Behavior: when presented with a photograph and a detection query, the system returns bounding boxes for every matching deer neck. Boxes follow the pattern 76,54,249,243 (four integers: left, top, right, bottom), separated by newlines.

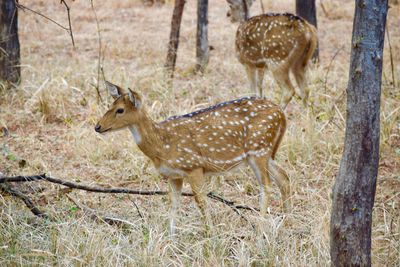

128,109,162,160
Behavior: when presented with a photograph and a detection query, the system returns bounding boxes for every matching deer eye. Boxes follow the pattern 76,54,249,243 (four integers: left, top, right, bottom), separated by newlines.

116,108,124,114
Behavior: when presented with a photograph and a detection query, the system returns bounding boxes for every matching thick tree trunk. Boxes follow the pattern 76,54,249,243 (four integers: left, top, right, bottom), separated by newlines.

295,0,318,61
0,0,20,86
330,0,388,266
195,0,209,73
164,0,186,78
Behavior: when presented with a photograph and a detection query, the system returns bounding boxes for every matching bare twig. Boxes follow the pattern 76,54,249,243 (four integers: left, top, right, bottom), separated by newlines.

259,0,265,14
207,192,258,212
317,90,346,133
60,0,75,47
131,199,144,219
15,1,75,47
385,24,396,89
207,192,256,229
90,0,103,102
66,194,136,227
0,183,50,219
15,2,69,31
324,45,344,93
100,66,107,82
0,174,258,212
319,0,329,17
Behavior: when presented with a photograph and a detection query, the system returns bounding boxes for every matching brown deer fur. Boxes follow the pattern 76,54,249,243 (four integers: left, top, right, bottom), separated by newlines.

95,81,290,235
236,13,317,108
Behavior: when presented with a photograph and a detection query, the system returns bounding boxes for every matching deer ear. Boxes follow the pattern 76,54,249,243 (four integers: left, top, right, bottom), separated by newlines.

105,81,125,99
128,88,142,109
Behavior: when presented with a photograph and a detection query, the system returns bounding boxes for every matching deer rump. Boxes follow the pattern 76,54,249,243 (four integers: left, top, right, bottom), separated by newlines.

236,13,316,69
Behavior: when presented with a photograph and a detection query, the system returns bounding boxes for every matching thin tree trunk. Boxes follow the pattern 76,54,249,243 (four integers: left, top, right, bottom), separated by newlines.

195,0,209,73
330,0,388,266
242,0,249,20
164,0,186,78
295,0,318,61
0,0,20,86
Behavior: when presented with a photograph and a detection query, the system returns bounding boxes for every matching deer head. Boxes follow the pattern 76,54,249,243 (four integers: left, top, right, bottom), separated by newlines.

95,81,142,134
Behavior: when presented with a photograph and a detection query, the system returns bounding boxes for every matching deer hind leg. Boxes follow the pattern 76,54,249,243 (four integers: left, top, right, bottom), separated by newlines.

292,60,310,107
245,65,258,95
187,168,212,235
248,157,272,217
168,178,183,237
268,159,291,212
256,67,266,98
272,67,296,109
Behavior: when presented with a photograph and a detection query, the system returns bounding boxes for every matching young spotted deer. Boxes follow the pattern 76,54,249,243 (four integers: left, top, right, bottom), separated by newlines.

236,13,317,108
95,81,290,235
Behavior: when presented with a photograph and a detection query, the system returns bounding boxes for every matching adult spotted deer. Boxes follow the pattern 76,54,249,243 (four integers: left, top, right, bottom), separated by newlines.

95,81,290,235
235,13,317,108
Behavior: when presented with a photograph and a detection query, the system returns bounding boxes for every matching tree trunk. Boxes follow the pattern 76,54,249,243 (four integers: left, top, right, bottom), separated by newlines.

164,0,186,78
295,0,318,61
195,0,209,73
0,0,20,86
330,0,388,266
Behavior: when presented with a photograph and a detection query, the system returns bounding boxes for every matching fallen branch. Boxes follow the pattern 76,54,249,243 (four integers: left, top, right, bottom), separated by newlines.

0,174,258,212
207,192,258,212
208,192,257,229
0,183,50,219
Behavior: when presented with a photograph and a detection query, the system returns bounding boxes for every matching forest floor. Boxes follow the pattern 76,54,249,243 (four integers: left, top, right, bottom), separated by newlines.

0,0,399,266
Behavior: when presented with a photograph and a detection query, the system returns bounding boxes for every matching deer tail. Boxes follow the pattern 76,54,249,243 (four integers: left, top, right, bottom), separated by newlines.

302,23,318,67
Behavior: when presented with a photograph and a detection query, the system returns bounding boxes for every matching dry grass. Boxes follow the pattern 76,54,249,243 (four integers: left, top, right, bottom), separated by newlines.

0,0,399,266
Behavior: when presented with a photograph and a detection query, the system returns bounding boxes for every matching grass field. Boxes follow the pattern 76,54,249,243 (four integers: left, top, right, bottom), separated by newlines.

0,0,399,266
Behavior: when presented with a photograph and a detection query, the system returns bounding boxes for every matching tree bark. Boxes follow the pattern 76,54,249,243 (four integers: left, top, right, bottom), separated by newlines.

0,0,20,86
164,0,186,78
195,0,209,73
295,0,318,61
330,1,388,266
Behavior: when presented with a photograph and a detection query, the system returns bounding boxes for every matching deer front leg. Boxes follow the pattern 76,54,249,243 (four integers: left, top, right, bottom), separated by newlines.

187,168,212,236
168,178,183,237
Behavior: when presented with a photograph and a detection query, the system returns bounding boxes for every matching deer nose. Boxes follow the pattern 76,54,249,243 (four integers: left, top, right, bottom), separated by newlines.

94,124,101,133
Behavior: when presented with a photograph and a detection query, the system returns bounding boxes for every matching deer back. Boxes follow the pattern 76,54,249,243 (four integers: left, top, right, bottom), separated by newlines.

157,97,286,174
